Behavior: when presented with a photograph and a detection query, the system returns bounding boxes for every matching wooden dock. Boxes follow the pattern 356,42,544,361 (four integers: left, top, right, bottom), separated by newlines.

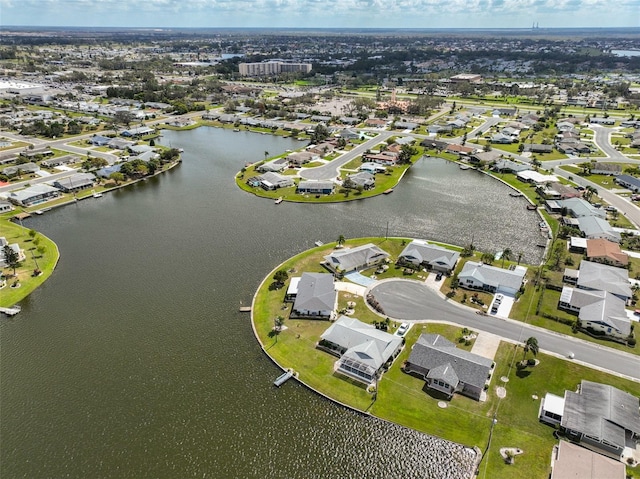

239,306,252,312
273,370,294,387
0,305,21,316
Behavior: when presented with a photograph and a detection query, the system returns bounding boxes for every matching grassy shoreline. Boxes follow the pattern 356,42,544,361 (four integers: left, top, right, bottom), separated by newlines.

250,239,640,479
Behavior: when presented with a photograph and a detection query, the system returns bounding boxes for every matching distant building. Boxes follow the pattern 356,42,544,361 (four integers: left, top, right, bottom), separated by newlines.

450,74,482,83
239,61,312,77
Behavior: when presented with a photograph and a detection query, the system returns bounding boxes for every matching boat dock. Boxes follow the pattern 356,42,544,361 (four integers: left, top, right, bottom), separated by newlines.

274,370,294,387
239,306,251,312
0,305,21,316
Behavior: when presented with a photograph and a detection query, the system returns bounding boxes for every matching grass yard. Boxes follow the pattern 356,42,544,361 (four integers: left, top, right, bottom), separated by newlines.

251,239,640,479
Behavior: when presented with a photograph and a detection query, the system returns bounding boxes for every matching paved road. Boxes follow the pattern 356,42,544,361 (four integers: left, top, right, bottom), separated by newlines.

369,280,640,382
591,124,629,162
300,130,394,180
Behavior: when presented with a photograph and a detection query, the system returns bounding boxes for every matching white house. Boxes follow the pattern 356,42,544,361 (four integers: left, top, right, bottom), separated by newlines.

458,261,527,296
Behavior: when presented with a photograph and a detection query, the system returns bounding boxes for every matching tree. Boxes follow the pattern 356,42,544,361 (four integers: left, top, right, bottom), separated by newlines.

264,151,269,162
3,244,20,276
501,248,512,268
337,235,345,246
28,229,37,240
109,171,125,185
274,315,284,332
113,110,134,128
522,337,539,362
481,251,495,265
273,269,289,285
397,144,417,165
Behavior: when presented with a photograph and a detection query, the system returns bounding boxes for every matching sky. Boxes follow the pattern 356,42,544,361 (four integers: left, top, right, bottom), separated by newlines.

1,0,639,29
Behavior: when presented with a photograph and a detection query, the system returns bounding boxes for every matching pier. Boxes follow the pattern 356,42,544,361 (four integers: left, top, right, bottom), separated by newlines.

0,305,21,316
273,370,294,387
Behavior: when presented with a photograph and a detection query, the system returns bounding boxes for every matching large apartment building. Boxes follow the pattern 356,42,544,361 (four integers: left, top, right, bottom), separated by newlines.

238,61,312,77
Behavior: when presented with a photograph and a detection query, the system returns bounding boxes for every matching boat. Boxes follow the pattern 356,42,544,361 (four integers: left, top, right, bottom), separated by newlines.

92,190,103,198
34,210,43,215
314,241,324,247
509,192,523,197
526,204,537,210
275,197,283,205
537,243,547,248
383,188,394,195
459,164,470,170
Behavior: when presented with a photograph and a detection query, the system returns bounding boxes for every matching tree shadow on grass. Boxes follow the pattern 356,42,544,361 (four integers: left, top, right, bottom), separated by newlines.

515,368,531,379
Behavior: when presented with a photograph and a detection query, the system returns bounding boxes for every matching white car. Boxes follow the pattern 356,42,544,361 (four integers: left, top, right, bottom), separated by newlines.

397,323,409,336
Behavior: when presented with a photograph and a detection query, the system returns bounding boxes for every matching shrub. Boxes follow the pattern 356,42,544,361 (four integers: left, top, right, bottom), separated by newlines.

628,337,637,347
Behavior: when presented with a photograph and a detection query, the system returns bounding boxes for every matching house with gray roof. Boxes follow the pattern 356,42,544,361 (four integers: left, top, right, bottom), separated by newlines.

615,174,640,192
319,315,402,384
492,159,529,173
553,198,605,218
256,172,294,190
458,261,527,296
53,173,96,193
346,171,375,190
8,184,60,207
323,243,390,275
404,334,494,401
575,261,631,301
297,180,334,195
258,157,289,173
576,216,620,243
398,240,460,273
561,380,640,460
290,273,336,320
558,287,630,339
1,162,39,177
41,155,80,168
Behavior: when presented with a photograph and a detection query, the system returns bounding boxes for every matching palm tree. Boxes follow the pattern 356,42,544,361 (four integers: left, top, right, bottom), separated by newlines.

337,235,345,246
522,337,539,362
264,151,269,162
501,248,512,268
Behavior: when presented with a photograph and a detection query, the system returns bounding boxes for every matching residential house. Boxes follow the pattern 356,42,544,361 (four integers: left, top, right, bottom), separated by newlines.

554,198,606,218
108,138,136,150
8,184,60,207
88,135,111,146
297,180,334,195
323,243,390,274
558,287,630,339
252,172,294,190
573,260,631,301
537,183,581,200
549,441,625,479
395,121,418,130
445,144,476,156
346,172,375,190
258,157,289,173
54,172,96,193
576,216,621,243
128,144,153,156
1,162,39,178
395,136,415,145
359,162,387,174
404,334,494,401
524,144,553,153
120,126,155,138
492,159,529,173
539,393,566,426
492,108,516,117
339,117,360,126
41,155,79,168
319,315,403,384
0,236,26,267
290,272,337,320
365,118,387,128
287,151,316,166
0,201,13,213
491,133,514,144
557,141,592,155
568,236,588,253
590,117,616,125
615,174,640,192
339,128,360,139
398,240,460,273
362,152,399,166
517,171,558,184
561,381,640,459
471,150,501,165
96,164,122,179
420,138,449,150
586,239,629,267
458,261,527,296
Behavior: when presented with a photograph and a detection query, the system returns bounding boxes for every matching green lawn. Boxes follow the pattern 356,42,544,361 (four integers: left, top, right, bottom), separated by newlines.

0,217,59,307
251,239,640,479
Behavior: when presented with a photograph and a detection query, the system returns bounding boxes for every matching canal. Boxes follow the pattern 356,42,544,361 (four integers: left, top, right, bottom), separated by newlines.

0,127,544,478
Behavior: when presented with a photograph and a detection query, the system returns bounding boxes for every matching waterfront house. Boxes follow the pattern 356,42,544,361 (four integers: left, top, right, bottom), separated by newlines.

359,162,387,174
0,201,13,213
258,157,289,173
297,180,334,195
549,440,625,479
255,172,294,190
362,152,398,166
0,237,26,267
470,150,501,166
346,172,375,190
537,183,581,201
552,198,606,218
492,159,529,173
108,138,136,150
323,243,390,275
398,240,460,273
575,261,632,301
96,164,122,179
319,315,402,384
120,126,155,138
516,170,558,184
290,272,337,320
1,162,40,178
287,151,316,166
458,261,527,296
8,184,60,207
586,239,628,267
576,216,621,243
404,334,494,401
54,173,96,194
560,381,640,460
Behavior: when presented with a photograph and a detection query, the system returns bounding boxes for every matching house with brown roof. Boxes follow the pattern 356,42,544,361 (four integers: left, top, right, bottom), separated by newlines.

445,144,477,156
365,118,388,128
586,239,629,267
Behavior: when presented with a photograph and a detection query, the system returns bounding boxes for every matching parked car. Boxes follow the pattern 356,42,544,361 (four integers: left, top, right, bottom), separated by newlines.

435,272,443,281
397,323,409,336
